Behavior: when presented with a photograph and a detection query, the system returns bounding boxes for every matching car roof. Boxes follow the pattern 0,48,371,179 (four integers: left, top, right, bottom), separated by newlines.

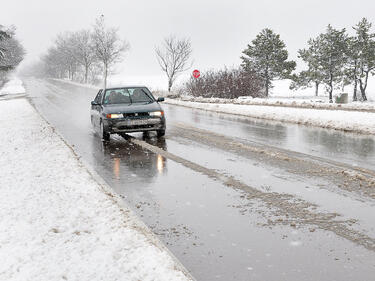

103,86,149,91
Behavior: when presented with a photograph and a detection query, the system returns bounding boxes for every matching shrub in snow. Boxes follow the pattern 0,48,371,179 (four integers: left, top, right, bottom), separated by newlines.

184,68,264,99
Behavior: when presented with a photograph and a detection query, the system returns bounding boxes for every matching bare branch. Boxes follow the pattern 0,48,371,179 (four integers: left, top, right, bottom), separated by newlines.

155,35,192,91
92,16,130,87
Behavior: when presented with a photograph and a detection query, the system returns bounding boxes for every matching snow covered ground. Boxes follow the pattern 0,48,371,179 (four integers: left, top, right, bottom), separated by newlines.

173,95,375,112
0,98,192,281
165,98,375,135
52,78,99,90
0,77,26,96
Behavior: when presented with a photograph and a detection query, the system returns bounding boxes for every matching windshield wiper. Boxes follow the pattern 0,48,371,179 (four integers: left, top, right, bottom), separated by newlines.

141,89,154,102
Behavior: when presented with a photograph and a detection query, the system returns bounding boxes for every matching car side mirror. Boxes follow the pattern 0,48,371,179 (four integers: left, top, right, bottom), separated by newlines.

157,97,165,102
91,101,98,105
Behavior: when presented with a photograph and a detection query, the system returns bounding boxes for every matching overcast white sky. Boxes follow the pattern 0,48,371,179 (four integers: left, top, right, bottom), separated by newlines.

2,0,375,89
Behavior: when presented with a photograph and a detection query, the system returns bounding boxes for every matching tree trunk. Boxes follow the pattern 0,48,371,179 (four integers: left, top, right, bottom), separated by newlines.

359,75,368,101
353,78,358,101
168,78,172,92
84,64,89,84
103,63,108,89
360,86,367,101
352,61,358,101
264,70,269,97
315,82,319,97
329,73,333,103
362,71,369,101
329,87,333,103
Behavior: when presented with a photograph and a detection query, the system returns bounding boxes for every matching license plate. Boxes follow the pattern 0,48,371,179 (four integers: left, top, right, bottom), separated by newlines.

126,119,152,126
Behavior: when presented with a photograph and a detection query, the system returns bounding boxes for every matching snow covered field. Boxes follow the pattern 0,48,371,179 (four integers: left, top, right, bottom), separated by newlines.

0,98,192,281
165,98,375,135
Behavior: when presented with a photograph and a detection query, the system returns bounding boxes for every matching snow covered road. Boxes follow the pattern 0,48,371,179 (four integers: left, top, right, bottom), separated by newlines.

0,98,193,281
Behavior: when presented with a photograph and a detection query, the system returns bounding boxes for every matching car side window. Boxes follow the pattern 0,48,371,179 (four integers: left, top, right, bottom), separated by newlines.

94,90,103,104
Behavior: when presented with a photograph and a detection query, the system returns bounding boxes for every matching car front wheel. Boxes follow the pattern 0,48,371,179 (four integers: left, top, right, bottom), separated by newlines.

157,129,165,137
100,120,110,141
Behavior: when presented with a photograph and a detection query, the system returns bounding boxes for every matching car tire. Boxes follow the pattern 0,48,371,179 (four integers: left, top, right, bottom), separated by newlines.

157,129,165,137
100,120,110,141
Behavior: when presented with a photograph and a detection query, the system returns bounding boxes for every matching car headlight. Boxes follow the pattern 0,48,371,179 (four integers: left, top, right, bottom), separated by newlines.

106,113,123,119
149,111,164,117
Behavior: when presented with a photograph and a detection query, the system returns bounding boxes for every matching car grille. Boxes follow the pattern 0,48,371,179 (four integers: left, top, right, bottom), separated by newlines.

123,112,149,118
117,124,156,130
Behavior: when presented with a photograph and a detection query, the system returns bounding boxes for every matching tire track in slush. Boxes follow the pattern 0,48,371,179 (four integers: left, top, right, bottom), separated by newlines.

122,134,375,252
171,122,375,199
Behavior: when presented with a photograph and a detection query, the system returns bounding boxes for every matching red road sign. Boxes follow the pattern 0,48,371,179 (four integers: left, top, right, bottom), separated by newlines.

192,69,200,78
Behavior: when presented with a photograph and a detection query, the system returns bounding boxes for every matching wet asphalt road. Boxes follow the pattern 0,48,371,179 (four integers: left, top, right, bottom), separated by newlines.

25,78,375,281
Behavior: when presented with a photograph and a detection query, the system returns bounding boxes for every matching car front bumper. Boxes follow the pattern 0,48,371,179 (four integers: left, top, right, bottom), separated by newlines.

103,117,166,133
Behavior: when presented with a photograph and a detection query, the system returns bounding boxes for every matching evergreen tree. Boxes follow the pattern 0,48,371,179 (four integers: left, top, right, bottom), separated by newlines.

344,36,360,101
313,25,348,102
291,38,324,96
241,28,296,97
352,18,375,101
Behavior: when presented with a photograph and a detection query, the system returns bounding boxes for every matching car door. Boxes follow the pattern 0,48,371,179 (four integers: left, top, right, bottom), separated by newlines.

91,89,103,129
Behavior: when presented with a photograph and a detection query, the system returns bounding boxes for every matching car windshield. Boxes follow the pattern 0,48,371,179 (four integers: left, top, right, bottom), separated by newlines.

103,87,154,104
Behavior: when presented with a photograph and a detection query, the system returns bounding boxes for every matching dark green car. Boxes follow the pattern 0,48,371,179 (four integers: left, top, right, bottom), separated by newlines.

90,86,166,141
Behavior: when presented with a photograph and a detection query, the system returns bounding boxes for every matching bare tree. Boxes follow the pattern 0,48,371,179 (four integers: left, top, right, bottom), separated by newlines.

55,32,80,80
42,31,98,83
92,15,129,88
70,30,98,83
41,46,70,78
155,35,193,92
35,17,128,85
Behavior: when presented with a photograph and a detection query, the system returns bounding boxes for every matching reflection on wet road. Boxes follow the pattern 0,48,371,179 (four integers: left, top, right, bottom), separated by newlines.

165,102,375,170
26,78,375,281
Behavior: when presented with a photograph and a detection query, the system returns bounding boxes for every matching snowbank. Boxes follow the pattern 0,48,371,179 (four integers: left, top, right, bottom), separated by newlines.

166,99,375,135
0,98,192,281
0,77,26,95
176,96,375,112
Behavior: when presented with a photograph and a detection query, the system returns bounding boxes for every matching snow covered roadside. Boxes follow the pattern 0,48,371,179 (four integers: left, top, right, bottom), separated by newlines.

0,77,26,96
166,99,375,135
175,96,375,113
0,98,192,281
50,78,99,90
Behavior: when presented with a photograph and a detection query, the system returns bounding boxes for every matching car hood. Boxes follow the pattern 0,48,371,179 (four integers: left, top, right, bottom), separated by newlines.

103,102,162,114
